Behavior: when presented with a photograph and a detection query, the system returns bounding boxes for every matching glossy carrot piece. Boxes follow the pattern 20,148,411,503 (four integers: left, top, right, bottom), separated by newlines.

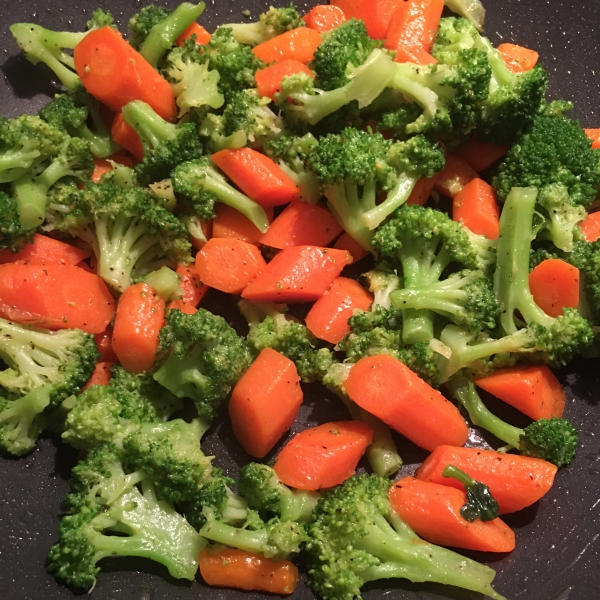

529,258,580,318
74,26,176,120
390,477,516,552
273,421,374,490
259,202,344,249
331,0,404,39
196,237,266,295
434,154,478,198
0,233,89,266
0,262,115,334
211,148,299,208
82,361,114,391
176,22,211,46
112,282,165,373
407,175,438,206
302,5,347,32
111,113,145,160
94,326,118,363
174,264,208,307
455,138,509,172
580,212,600,242
305,277,373,344
584,129,600,150
229,348,303,458
475,365,566,421
452,178,500,240
212,204,274,245
241,246,352,303
393,45,437,64
344,354,468,451
252,27,322,64
90,157,114,183
199,547,299,594
497,43,539,73
255,60,315,100
415,445,558,514
333,232,369,263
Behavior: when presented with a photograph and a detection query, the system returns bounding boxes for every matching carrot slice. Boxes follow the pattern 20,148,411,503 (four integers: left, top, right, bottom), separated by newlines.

497,43,539,73
111,113,145,160
0,262,115,334
333,232,369,263
255,60,315,100
331,0,404,39
95,326,118,363
176,22,211,46
82,361,114,391
475,365,566,421
580,212,600,242
529,258,580,318
584,129,600,150
196,237,266,295
393,45,437,65
175,264,208,307
199,547,298,594
252,27,322,64
389,477,515,552
452,178,500,240
415,445,558,514
434,154,478,198
229,348,303,458
273,421,374,490
455,138,509,172
74,26,176,120
0,233,90,266
212,204,274,245
344,354,468,451
305,277,373,344
90,157,114,183
259,202,343,249
303,5,347,32
407,175,438,206
167,299,197,315
241,246,352,303
112,282,165,373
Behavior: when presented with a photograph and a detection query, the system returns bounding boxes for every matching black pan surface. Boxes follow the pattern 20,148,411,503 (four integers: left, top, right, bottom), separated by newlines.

1,1,599,599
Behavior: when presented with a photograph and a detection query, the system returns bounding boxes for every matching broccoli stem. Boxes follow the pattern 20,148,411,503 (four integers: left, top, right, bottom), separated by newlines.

122,100,178,149
11,174,48,229
78,96,120,158
361,173,418,230
143,266,181,301
140,2,206,68
280,492,320,523
0,385,51,447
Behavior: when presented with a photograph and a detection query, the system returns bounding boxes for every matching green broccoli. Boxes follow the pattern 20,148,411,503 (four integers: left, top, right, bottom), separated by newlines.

86,9,115,30
128,4,170,49
447,375,578,468
0,192,30,251
442,464,499,522
307,474,505,600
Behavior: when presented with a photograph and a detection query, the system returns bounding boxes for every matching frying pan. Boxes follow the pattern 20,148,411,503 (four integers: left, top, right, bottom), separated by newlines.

1,1,599,599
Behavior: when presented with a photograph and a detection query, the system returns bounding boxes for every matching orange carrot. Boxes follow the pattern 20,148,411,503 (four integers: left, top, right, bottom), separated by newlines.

255,60,315,100
344,354,468,451
211,148,299,208
90,157,114,183
452,178,500,240
584,128,600,150
259,202,344,249
407,175,438,206
199,547,298,594
0,233,90,266
497,43,539,73
252,27,322,64
212,204,274,245
393,45,437,65
112,282,165,373
167,299,197,315
331,0,404,39
95,326,119,363
302,5,347,32
74,26,176,120
454,138,509,172
333,232,369,263
229,348,303,458
305,277,373,344
434,154,478,198
384,0,444,57
241,246,352,303
0,262,115,334
174,264,208,307
176,22,211,46
273,421,374,490
580,212,600,242
111,113,145,160
475,365,566,421
82,361,114,391
195,237,266,295
529,258,580,318
389,477,516,552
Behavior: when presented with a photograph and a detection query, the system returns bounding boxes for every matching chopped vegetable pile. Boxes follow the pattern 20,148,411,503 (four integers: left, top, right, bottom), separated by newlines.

1,0,599,598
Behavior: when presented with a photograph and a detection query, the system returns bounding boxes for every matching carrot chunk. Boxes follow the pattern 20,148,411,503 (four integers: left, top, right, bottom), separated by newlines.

213,204,274,245
434,154,478,198
584,128,600,150
580,212,600,242
331,0,404,39
333,232,369,263
498,43,539,73
252,27,322,64
529,258,580,318
452,178,500,240
302,5,347,33
455,138,509,172
0,233,89,266
111,113,145,160
82,361,114,391
95,326,118,363
256,60,315,100
176,22,211,46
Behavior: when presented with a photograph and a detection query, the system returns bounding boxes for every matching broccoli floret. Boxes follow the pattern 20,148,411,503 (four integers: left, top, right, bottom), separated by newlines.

306,474,505,600
153,308,253,421
172,157,269,231
225,4,305,46
312,19,382,91
443,0,486,31
47,444,204,590
0,192,29,251
494,111,600,251
448,375,578,467
309,128,445,249
263,133,321,204
239,463,320,522
128,4,170,49
86,9,115,30
377,102,424,140
442,464,499,522
121,100,202,185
